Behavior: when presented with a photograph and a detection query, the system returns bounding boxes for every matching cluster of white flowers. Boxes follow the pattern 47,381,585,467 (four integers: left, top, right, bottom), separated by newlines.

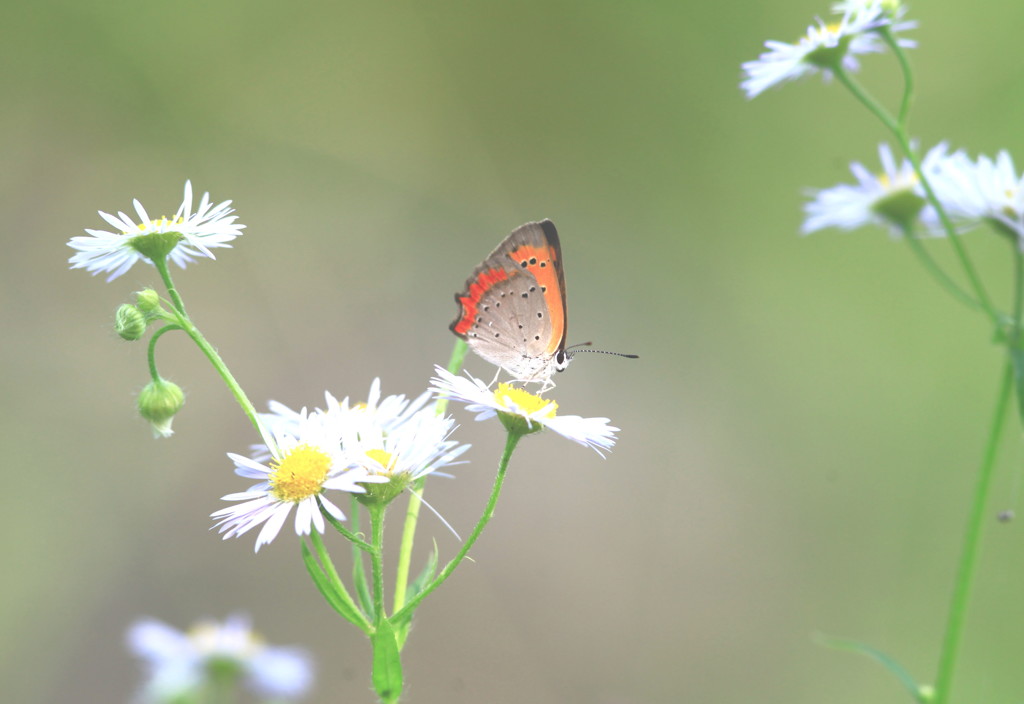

802,143,1024,242
212,374,621,550
741,1,1024,243
212,379,469,551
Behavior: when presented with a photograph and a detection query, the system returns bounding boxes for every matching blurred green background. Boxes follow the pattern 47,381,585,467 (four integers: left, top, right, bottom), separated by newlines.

4,1,1024,702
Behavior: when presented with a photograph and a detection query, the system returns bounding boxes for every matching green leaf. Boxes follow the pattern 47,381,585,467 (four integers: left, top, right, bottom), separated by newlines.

407,540,439,603
394,541,438,633
814,633,925,701
371,619,403,704
300,541,370,634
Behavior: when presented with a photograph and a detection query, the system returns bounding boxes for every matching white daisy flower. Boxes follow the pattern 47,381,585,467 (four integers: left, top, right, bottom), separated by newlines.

68,180,244,281
928,149,1024,243
212,407,387,552
740,3,915,99
802,142,951,236
250,378,433,462
430,366,619,457
341,400,471,506
832,0,915,31
127,615,313,702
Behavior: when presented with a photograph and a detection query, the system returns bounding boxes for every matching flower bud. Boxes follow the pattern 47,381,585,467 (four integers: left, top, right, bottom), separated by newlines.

135,288,162,314
138,378,185,438
115,304,147,341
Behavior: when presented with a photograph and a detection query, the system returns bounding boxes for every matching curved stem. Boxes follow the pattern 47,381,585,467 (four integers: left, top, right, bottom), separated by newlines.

392,339,468,615
832,66,1000,327
932,361,1013,704
391,430,520,625
881,29,914,130
150,257,276,454
146,324,183,382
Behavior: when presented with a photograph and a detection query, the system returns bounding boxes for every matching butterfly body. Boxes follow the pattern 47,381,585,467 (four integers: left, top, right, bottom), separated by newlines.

450,220,570,385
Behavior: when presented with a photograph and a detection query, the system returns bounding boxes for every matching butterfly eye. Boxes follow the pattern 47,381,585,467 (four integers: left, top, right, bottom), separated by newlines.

554,350,571,372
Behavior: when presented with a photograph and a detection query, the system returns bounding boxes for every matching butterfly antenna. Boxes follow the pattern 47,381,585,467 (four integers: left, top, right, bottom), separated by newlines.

565,341,639,360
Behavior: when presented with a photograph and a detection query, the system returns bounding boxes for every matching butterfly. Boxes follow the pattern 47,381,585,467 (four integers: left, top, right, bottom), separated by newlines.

450,219,635,388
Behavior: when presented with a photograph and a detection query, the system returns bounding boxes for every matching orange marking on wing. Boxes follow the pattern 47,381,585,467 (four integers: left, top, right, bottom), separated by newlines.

507,243,565,354
452,267,511,335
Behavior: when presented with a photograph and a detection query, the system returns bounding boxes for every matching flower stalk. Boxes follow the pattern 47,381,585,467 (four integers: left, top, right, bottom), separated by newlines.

393,339,468,618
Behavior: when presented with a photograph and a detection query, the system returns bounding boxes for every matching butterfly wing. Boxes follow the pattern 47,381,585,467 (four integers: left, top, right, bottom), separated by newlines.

450,220,567,381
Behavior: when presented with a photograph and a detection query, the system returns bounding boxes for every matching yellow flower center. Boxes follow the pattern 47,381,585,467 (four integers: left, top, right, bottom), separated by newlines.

877,171,917,192
365,448,396,475
189,622,262,656
268,444,332,502
495,383,558,417
131,214,185,234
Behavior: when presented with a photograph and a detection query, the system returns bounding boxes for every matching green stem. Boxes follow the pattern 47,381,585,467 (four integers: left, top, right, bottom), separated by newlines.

899,228,984,313
351,495,374,617
152,255,190,318
1013,245,1024,346
391,430,520,625
881,29,914,130
318,499,374,552
832,66,1000,327
146,324,183,382
151,257,276,454
392,339,468,615
370,503,387,625
932,361,1013,704
203,665,238,704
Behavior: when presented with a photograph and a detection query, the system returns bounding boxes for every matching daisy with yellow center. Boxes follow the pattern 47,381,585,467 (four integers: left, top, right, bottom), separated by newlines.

68,180,244,281
212,408,387,552
249,379,432,463
430,366,619,456
802,142,953,236
339,401,471,506
740,2,916,99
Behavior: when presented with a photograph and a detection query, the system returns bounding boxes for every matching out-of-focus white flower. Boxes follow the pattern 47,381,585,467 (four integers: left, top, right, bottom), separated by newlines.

127,615,313,702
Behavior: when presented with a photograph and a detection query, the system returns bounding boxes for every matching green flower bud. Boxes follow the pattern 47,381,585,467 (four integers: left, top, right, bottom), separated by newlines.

135,288,162,314
115,304,147,341
138,378,185,438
